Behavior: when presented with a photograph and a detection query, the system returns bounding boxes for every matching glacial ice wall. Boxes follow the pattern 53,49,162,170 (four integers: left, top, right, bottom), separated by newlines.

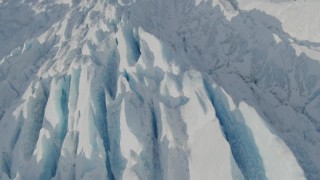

0,0,319,179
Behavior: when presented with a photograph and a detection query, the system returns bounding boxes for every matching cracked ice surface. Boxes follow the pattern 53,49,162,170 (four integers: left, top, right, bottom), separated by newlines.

1,0,320,179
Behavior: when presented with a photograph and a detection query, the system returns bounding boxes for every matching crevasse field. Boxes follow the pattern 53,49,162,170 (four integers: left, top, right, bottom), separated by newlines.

0,0,320,179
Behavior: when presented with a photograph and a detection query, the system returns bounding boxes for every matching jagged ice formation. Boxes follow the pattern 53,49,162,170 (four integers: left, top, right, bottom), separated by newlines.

1,0,320,179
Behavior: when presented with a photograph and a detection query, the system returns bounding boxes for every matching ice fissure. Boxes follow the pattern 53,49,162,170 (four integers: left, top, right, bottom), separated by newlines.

203,78,266,179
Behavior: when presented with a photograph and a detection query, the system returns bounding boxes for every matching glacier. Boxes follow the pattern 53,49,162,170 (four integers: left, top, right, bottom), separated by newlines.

0,0,320,179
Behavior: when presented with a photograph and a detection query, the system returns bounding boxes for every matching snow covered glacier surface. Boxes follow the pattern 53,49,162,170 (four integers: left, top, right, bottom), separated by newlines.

0,0,320,179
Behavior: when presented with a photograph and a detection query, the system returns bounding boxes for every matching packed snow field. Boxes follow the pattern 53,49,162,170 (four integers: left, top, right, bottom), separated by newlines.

0,0,320,179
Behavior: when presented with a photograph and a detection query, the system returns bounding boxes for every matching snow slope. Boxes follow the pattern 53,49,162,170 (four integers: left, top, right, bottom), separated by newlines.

0,0,319,179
